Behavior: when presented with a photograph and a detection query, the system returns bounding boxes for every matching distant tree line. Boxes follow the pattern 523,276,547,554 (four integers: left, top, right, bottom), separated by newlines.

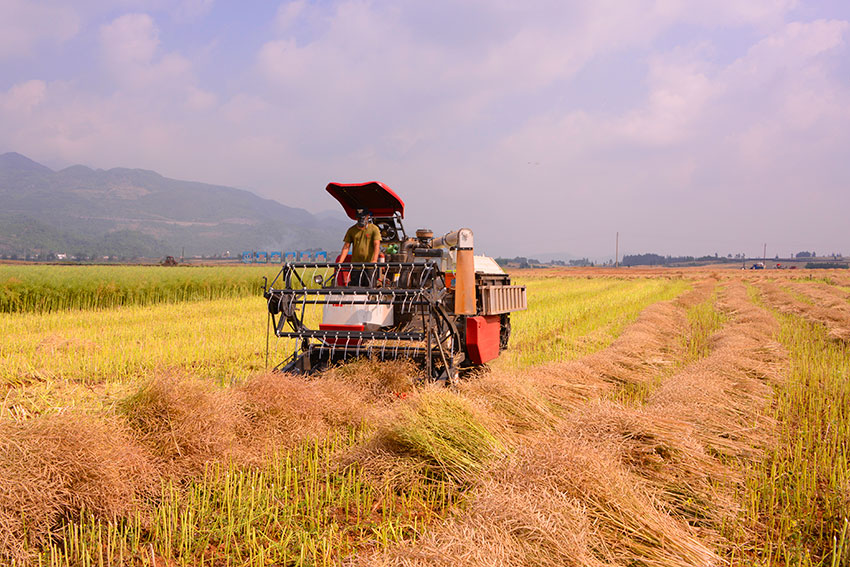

622,251,845,267
621,253,723,267
495,256,596,268
490,252,847,269
495,256,540,269
805,262,848,269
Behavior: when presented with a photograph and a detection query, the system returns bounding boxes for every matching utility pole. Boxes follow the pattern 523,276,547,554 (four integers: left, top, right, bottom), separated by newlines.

615,232,619,268
763,243,766,266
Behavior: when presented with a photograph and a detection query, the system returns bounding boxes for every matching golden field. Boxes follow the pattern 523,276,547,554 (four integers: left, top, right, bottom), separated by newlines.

1,265,848,566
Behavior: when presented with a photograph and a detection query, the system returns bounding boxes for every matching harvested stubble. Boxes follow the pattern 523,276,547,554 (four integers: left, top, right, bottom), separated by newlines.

647,283,782,459
35,434,458,567
4,275,701,565
0,365,415,564
745,285,850,565
455,282,712,438
10,270,848,566
356,283,736,566
360,278,815,567
547,295,689,391
119,371,388,474
0,413,156,564
120,373,249,473
756,280,850,342
636,282,785,559
498,276,690,368
788,279,850,309
374,388,504,485
361,432,720,567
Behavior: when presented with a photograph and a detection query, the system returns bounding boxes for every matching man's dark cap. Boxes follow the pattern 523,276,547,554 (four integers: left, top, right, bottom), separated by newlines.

356,208,371,218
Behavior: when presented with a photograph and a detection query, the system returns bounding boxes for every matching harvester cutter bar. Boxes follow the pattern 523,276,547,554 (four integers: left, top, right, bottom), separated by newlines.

276,344,447,375
272,299,428,306
268,288,426,295
266,290,428,306
275,330,426,341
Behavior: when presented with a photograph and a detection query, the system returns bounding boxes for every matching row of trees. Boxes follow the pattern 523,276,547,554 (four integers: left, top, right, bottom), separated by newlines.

623,252,844,267
621,253,722,267
495,256,598,268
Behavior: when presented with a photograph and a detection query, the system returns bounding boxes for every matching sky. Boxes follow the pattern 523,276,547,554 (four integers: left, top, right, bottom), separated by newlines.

1,0,849,260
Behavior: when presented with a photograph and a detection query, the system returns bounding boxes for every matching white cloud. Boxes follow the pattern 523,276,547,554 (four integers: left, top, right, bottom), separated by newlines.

715,20,850,168
174,0,214,20
101,13,159,66
729,18,848,79
662,0,797,28
275,1,306,32
251,0,803,156
185,86,217,111
99,13,191,89
220,94,273,124
459,15,850,255
1,80,47,113
0,0,80,59
611,52,721,146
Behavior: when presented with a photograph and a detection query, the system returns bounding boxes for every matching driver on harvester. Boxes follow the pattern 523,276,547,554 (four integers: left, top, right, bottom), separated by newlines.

339,208,381,286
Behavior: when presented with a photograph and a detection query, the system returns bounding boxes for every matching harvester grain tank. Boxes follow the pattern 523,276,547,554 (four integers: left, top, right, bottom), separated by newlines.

263,181,526,380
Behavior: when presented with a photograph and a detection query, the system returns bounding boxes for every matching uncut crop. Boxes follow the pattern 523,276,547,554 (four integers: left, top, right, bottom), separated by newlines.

0,296,321,392
0,265,282,314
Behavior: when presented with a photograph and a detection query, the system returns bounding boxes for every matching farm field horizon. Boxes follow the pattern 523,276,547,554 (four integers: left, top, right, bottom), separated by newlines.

1,264,848,566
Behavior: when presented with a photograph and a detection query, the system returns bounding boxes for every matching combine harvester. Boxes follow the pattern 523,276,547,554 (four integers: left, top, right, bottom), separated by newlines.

264,182,526,381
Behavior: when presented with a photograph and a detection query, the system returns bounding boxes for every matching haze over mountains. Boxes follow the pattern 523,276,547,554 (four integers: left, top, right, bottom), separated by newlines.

0,153,347,259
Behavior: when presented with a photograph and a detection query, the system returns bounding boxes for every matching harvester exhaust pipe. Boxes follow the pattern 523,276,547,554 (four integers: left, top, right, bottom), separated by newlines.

433,228,475,315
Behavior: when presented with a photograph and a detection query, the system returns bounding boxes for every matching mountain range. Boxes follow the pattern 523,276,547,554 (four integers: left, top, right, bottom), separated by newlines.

0,152,348,259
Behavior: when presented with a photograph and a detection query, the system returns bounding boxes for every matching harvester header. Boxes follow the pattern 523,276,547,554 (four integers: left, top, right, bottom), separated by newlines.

264,181,526,380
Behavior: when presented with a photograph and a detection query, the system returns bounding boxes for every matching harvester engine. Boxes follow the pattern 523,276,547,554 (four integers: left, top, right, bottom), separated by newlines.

263,182,526,380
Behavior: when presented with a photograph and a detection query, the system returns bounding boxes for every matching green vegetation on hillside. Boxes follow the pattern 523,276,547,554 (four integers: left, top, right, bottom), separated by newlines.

0,152,346,258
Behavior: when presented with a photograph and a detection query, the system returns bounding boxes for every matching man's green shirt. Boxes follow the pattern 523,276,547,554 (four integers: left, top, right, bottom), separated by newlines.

344,224,381,262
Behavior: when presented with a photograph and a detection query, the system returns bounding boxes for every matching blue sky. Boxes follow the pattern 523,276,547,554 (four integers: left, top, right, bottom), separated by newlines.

2,0,849,259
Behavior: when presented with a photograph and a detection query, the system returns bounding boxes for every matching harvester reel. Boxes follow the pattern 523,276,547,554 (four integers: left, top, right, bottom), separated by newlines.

265,261,466,380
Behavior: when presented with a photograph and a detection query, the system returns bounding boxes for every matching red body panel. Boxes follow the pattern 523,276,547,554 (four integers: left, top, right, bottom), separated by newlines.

334,253,352,286
465,315,501,365
319,324,364,346
326,182,405,219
